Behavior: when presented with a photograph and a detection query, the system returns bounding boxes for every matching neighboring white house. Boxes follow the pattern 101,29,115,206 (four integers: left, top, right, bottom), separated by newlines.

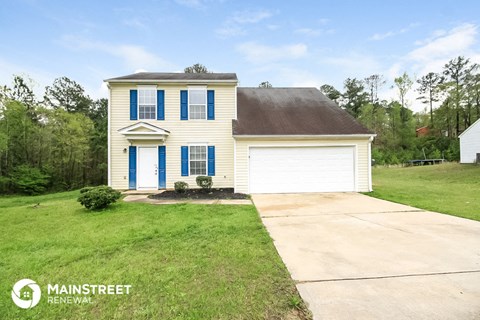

105,72,376,194
459,118,480,164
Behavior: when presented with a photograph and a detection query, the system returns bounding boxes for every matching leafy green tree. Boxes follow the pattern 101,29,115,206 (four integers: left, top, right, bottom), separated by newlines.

394,72,413,109
465,71,480,127
184,63,210,73
342,78,369,118
49,109,93,189
416,72,443,126
44,77,92,114
10,164,50,195
442,56,478,135
11,75,36,108
258,81,272,88
364,74,385,104
320,84,341,104
88,98,108,185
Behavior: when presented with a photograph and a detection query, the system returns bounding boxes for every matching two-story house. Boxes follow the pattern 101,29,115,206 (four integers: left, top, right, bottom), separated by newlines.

105,72,375,194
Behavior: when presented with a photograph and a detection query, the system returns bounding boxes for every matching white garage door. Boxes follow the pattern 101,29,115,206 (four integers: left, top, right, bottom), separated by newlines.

249,146,355,193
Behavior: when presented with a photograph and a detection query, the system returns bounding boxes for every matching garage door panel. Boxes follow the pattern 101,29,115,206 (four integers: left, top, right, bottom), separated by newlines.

249,147,355,193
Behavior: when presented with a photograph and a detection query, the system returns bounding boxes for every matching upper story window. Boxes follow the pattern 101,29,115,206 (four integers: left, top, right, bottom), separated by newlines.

188,88,207,120
138,87,156,120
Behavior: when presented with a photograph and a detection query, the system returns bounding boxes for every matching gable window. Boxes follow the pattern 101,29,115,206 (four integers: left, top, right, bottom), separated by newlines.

138,87,156,119
189,145,207,175
189,88,206,120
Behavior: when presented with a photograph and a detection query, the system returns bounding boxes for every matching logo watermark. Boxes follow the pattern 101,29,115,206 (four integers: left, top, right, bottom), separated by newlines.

12,279,132,308
11,279,41,309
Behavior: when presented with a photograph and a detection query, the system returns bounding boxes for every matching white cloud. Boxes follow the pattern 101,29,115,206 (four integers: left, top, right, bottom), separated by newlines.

174,0,225,9
284,68,326,88
59,35,175,71
267,24,280,31
369,23,420,41
122,17,148,30
370,31,395,41
321,52,382,77
318,18,330,25
295,28,322,37
407,23,477,63
174,0,203,8
230,9,273,24
215,26,246,38
294,28,334,37
379,23,480,112
215,9,274,38
236,42,308,64
0,57,55,99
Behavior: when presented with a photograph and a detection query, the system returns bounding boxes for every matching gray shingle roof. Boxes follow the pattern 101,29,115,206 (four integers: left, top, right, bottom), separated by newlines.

233,88,372,135
105,72,238,82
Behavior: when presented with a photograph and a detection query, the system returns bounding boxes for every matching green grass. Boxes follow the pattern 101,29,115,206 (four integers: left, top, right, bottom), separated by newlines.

0,191,309,319
368,163,480,221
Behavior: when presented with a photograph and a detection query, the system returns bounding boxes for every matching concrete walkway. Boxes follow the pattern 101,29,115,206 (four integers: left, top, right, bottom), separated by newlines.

252,193,480,320
123,194,252,205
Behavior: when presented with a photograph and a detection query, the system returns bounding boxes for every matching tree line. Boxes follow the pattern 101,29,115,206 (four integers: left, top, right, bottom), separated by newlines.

0,76,107,194
320,56,480,165
1,58,478,193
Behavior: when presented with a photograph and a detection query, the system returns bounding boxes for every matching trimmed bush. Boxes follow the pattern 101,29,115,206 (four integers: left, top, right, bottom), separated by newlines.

196,176,213,192
77,185,121,210
10,165,50,195
174,181,189,193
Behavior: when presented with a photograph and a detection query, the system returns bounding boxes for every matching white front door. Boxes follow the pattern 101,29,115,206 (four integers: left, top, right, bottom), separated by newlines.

137,147,157,189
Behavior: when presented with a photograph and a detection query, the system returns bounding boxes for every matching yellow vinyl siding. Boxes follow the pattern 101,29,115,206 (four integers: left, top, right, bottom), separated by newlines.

109,83,235,190
234,138,372,193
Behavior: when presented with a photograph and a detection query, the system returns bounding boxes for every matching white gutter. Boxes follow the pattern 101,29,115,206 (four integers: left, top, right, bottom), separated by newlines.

104,79,238,84
233,134,377,140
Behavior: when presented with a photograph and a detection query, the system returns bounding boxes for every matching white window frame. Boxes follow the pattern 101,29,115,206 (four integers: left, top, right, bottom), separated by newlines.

188,86,207,120
189,144,208,176
138,86,157,120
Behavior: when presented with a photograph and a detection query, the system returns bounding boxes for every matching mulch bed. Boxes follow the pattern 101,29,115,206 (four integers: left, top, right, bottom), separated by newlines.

148,188,249,200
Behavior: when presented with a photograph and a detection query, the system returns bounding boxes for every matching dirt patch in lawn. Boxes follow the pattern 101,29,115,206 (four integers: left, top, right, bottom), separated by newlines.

149,188,249,200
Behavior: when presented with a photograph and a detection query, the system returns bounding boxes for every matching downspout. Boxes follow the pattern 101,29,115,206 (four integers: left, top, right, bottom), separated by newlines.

107,83,112,187
368,135,374,192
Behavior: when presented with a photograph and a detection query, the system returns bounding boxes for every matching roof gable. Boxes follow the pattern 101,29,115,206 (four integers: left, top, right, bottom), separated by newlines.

459,117,480,138
118,122,170,141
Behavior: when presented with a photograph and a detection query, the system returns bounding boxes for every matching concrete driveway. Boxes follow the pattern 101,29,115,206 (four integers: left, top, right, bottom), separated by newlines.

252,193,480,320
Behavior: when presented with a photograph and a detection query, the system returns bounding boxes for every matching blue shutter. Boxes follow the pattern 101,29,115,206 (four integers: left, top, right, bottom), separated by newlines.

181,146,189,176
180,90,188,120
128,146,137,189
208,146,215,176
158,146,166,188
130,90,138,120
157,90,165,120
207,90,215,120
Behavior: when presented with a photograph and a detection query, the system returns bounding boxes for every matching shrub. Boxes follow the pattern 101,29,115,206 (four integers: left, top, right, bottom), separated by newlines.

79,186,95,194
0,176,11,194
196,176,213,192
77,185,121,210
174,181,189,193
10,165,50,195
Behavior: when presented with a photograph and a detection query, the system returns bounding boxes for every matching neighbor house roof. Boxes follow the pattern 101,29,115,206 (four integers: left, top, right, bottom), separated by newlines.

105,72,238,83
233,88,373,136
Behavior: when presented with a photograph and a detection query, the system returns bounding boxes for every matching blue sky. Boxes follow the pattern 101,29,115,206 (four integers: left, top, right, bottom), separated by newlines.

1,0,480,111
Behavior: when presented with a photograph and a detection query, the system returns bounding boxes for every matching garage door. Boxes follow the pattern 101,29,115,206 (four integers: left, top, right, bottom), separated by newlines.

249,146,355,193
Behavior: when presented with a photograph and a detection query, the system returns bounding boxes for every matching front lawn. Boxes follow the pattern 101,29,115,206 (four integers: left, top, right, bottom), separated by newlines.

0,191,309,319
369,163,480,221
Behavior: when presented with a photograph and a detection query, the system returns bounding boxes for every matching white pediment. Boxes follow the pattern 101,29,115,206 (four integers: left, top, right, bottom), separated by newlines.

118,122,170,141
